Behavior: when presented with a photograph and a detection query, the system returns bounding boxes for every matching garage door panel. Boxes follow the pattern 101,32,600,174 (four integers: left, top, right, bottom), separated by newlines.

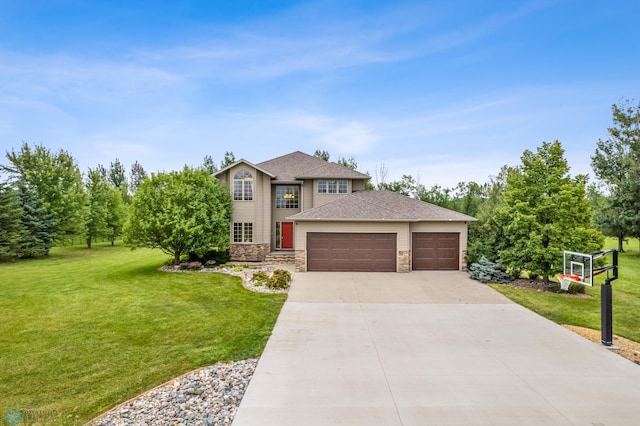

307,233,396,272
412,233,459,270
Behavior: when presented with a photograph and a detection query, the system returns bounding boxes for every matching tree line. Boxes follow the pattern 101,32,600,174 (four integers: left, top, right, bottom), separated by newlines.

0,144,237,261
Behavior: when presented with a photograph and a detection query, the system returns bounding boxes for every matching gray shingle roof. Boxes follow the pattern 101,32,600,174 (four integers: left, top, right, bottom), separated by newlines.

288,190,477,222
257,151,370,181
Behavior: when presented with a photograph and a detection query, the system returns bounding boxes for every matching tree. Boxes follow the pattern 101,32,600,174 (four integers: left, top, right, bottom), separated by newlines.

129,160,148,195
591,100,640,252
219,151,236,169
201,155,218,174
0,183,25,261
105,186,127,246
108,158,127,188
313,150,330,161
16,181,55,257
2,142,88,243
84,168,111,248
336,155,358,170
497,141,603,280
124,168,232,265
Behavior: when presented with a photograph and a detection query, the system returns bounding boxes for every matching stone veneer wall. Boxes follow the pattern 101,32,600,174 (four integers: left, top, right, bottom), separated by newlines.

295,250,306,272
461,249,468,271
229,243,270,262
398,250,410,273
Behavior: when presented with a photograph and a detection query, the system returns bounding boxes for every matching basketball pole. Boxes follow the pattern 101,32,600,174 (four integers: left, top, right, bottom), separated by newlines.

598,249,618,347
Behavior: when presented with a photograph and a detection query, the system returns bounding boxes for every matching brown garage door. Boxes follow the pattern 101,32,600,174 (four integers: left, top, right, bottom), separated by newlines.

307,233,396,272
412,233,459,270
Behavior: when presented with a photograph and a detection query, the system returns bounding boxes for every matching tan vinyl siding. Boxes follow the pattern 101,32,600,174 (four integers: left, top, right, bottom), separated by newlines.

295,221,410,251
226,164,272,245
302,180,313,211
352,179,367,191
313,179,354,208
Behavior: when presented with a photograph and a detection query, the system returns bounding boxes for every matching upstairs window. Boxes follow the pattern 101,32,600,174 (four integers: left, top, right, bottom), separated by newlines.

233,171,253,200
276,186,299,208
318,179,348,194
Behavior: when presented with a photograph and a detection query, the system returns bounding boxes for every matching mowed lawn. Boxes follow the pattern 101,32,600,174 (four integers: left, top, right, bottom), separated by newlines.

491,238,640,343
0,243,287,425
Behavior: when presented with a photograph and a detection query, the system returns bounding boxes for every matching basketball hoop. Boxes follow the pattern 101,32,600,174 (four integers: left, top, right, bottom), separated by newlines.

556,273,580,291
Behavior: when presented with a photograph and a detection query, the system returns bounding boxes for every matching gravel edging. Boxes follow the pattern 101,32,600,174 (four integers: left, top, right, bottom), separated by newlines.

87,358,258,426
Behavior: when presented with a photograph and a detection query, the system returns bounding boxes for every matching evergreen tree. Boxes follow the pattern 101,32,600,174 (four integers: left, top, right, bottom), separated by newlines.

219,151,236,169
129,160,148,195
0,183,25,260
201,155,218,174
497,141,603,280
16,181,55,257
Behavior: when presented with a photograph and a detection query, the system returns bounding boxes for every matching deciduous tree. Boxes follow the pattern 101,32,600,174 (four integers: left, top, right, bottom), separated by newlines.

2,142,88,243
591,99,640,252
497,141,603,280
124,168,232,264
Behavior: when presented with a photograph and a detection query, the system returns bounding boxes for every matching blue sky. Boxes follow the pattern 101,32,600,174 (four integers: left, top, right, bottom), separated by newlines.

1,0,639,187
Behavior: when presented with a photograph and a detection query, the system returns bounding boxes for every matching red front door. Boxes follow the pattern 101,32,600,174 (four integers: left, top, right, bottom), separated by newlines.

281,222,294,249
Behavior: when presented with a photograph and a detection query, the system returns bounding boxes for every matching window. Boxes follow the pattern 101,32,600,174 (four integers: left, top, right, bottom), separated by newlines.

233,223,253,242
317,179,348,194
276,186,299,208
233,171,253,201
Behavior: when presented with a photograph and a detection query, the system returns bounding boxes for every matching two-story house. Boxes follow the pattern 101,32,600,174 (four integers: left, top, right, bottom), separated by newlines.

214,151,475,273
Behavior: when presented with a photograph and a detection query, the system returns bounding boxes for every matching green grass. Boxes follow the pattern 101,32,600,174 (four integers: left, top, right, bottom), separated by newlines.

491,238,640,343
0,243,286,425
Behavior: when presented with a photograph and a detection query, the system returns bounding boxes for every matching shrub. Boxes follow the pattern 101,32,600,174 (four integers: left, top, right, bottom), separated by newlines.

188,249,230,265
267,269,292,289
469,256,513,284
566,282,586,294
251,271,270,287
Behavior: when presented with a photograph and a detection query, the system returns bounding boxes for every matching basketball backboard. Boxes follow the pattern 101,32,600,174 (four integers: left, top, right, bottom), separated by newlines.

563,251,594,286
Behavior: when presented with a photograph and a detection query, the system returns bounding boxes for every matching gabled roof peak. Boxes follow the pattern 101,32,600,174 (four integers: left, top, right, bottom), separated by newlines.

257,151,370,182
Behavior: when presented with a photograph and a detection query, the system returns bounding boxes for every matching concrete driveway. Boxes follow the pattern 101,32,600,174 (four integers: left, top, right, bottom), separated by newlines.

233,272,640,425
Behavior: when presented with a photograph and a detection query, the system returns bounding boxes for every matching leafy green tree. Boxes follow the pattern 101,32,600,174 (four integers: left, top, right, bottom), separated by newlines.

16,181,55,257
129,160,148,195
465,166,513,264
124,168,232,265
591,100,640,252
108,158,127,188
2,142,88,243
105,186,127,246
337,155,358,170
0,183,25,260
85,168,111,248
497,141,603,280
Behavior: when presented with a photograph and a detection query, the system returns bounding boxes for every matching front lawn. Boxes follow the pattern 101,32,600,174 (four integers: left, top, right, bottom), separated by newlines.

0,243,286,425
490,238,640,343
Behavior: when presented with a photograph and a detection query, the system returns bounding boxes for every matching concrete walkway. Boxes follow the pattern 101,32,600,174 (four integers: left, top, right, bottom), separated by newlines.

233,272,640,425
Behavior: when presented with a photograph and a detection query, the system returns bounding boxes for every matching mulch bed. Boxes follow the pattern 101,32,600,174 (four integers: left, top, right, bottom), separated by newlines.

503,278,593,297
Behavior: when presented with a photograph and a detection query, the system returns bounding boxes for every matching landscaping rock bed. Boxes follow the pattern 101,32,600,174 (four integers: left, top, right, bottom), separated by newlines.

160,263,291,294
89,358,257,426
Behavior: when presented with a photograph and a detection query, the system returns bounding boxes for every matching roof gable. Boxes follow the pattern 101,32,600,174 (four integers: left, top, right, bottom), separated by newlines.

257,151,370,182
288,190,477,222
213,159,276,178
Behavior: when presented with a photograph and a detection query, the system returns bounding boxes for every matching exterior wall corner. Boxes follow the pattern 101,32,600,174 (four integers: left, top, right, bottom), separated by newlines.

295,249,307,272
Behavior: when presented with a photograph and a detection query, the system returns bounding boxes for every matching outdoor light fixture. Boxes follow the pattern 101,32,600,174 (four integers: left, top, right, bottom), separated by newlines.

284,193,296,199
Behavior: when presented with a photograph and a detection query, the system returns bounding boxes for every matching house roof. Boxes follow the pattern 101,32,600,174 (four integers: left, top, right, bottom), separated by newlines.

213,159,276,178
256,151,370,182
287,190,477,222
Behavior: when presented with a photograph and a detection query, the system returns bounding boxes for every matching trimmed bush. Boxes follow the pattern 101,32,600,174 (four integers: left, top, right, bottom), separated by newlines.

267,269,292,289
251,271,269,287
469,256,513,284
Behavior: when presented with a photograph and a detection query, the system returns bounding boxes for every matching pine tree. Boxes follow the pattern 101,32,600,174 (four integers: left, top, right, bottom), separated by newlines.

0,183,25,260
16,182,55,257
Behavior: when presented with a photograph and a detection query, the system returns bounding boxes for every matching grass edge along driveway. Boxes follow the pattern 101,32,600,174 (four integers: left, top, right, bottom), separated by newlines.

490,238,640,344
0,243,286,425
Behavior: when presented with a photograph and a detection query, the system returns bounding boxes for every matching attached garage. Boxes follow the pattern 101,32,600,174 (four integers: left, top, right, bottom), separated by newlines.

307,233,396,272
412,232,459,270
